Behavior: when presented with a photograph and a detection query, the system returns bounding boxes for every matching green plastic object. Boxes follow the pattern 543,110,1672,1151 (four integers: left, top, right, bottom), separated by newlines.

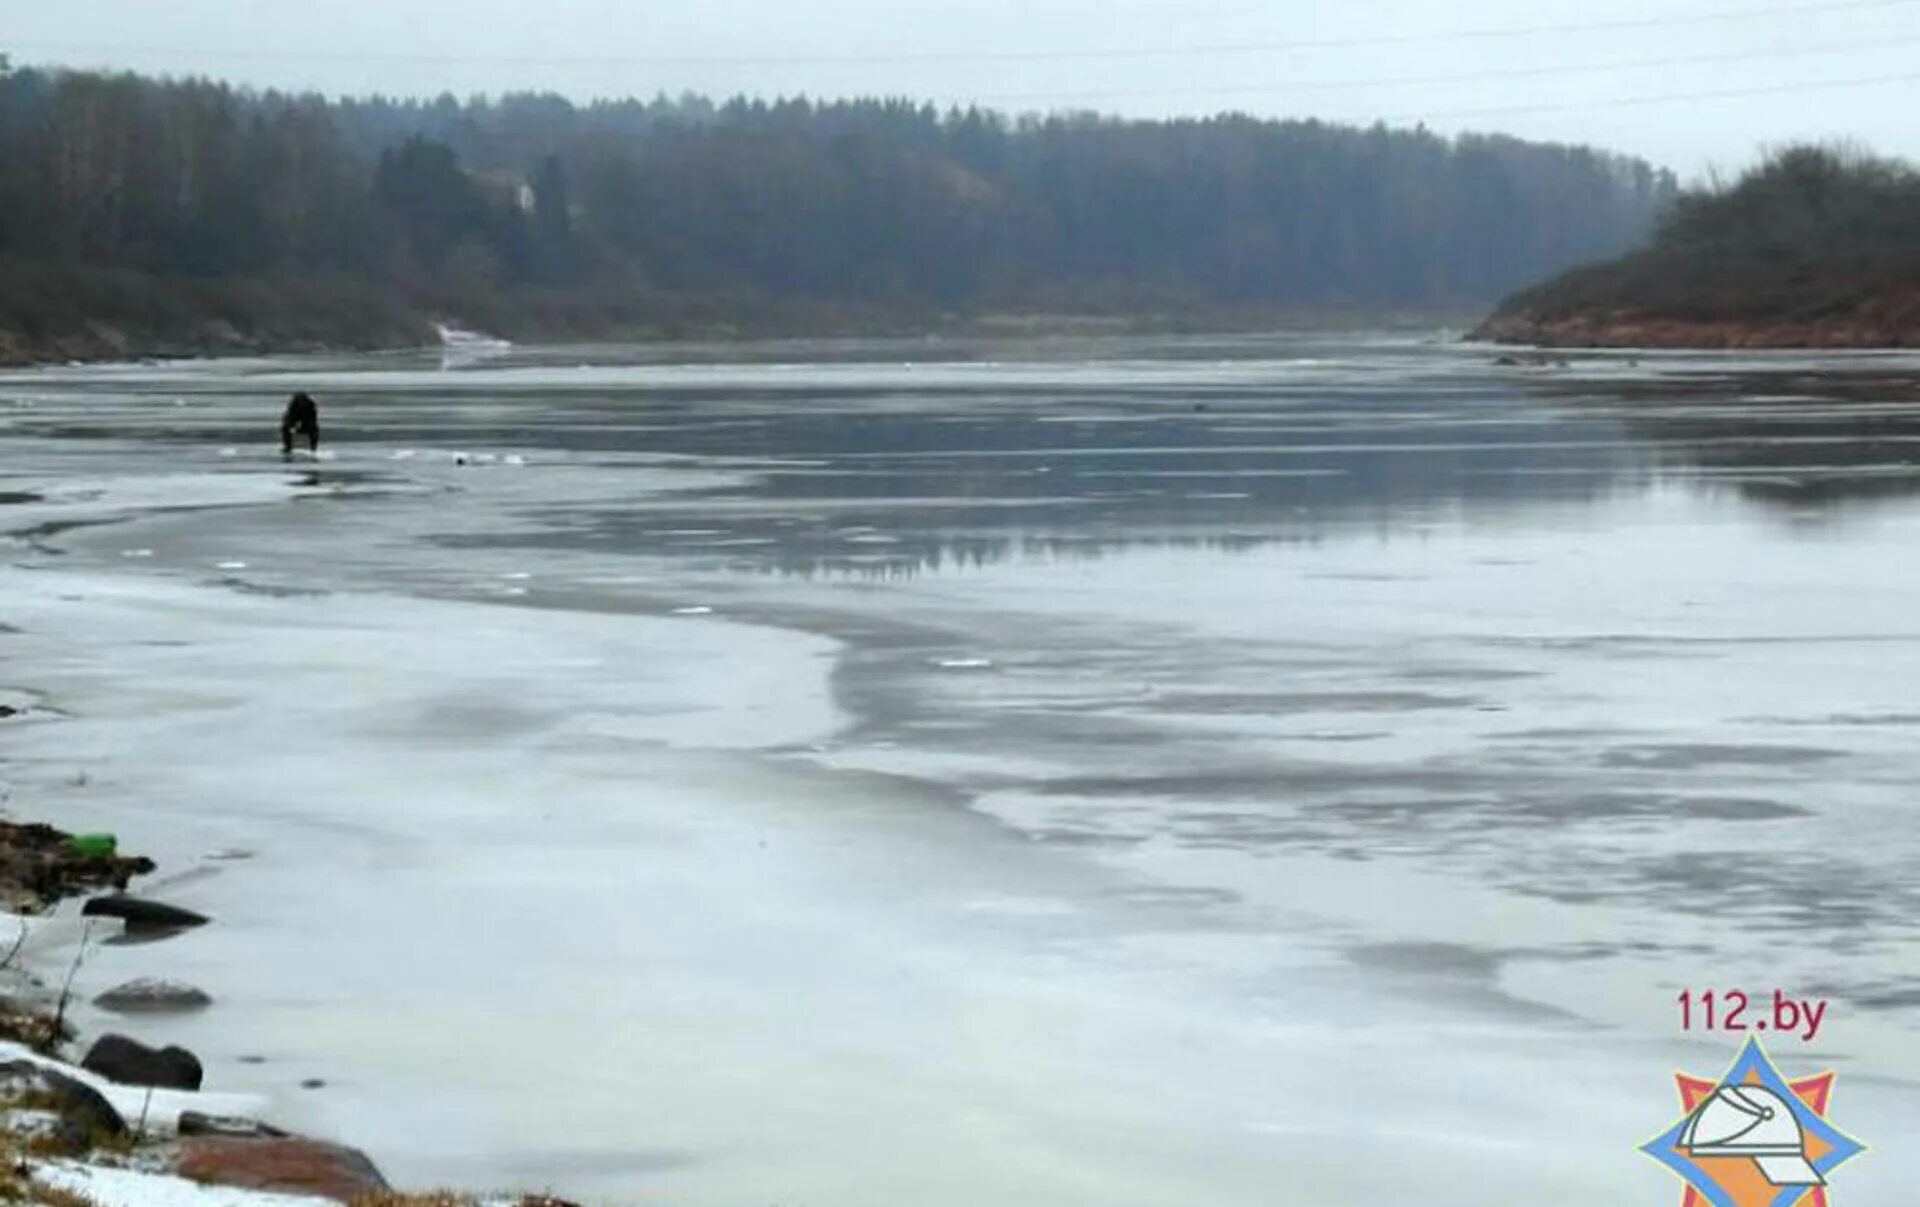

68,833,118,859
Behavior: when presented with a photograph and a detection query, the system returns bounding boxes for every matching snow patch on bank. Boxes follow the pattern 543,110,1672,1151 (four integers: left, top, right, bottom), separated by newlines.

435,323,513,371
0,1042,268,1137
32,1161,331,1207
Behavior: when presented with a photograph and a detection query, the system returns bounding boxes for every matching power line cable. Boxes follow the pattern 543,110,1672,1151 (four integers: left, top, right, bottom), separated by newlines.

1388,68,1920,120
3,0,1916,69
973,30,1920,105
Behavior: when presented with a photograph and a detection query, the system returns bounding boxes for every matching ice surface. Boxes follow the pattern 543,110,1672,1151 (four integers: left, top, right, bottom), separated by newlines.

5,339,1920,1205
1,474,307,538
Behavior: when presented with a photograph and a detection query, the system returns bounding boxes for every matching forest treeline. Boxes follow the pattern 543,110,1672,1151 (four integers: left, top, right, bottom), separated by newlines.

0,58,1676,360
1481,144,1920,347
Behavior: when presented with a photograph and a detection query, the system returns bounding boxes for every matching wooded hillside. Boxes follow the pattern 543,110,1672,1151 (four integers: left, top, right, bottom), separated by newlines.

0,59,1676,360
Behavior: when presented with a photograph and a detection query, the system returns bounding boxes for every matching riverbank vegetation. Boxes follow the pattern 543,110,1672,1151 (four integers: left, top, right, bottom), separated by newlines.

0,56,1672,361
1480,144,1920,347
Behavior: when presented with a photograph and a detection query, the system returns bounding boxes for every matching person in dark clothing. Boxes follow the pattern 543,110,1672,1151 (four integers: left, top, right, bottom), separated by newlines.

281,393,320,456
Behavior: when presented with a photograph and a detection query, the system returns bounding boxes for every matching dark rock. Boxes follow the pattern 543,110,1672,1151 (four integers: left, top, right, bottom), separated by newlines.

300,1078,325,1089
0,705,18,719
81,894,209,933
0,822,154,912
93,978,214,1014
179,1111,289,1139
178,1136,390,1201
0,1058,127,1154
81,1034,204,1091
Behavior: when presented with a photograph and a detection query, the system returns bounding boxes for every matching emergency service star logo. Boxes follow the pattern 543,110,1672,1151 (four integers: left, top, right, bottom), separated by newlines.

1644,1038,1865,1207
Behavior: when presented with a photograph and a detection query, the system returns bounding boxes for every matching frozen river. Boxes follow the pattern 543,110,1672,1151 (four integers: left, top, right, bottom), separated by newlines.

3,333,1920,1204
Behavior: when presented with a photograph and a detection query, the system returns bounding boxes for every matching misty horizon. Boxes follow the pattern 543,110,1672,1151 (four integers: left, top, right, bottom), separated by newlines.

5,0,1919,175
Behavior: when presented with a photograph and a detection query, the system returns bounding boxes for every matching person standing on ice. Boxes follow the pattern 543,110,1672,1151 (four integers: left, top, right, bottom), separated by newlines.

281,392,320,457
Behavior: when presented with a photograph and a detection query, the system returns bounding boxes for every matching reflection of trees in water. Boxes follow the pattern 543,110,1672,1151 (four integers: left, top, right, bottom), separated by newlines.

445,382,1662,578
681,473,1634,581
462,460,1637,579
716,401,1647,577
751,530,1315,582
721,365,1920,575
1510,365,1920,512
447,361,1920,579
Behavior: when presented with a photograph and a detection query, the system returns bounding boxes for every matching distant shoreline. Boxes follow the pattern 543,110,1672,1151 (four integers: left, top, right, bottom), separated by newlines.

1475,313,1920,350
0,305,1480,370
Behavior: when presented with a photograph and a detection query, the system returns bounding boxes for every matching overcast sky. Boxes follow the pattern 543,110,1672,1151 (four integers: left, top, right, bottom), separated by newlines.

5,0,1918,173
